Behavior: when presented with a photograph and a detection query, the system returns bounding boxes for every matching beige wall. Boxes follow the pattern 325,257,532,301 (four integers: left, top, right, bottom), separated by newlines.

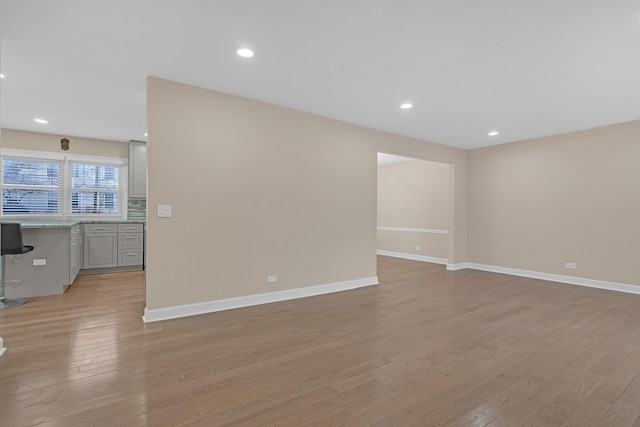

146,77,468,310
377,159,449,259
468,120,640,286
1,128,129,158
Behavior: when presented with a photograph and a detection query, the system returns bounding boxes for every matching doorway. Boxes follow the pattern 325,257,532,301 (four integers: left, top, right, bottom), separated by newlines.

377,152,451,265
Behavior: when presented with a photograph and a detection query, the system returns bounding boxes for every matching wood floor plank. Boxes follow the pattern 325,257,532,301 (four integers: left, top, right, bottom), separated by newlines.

2,257,640,426
559,397,611,427
597,401,640,427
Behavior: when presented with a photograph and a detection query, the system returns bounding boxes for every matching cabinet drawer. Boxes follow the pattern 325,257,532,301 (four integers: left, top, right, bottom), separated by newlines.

118,232,142,248
84,224,118,234
118,249,143,266
118,223,143,233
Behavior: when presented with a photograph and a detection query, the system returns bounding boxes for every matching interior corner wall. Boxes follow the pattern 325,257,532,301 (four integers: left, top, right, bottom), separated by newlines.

145,77,468,310
468,120,640,286
377,159,450,259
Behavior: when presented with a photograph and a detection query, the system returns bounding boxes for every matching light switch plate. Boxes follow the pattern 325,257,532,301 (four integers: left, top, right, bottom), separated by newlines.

158,204,172,218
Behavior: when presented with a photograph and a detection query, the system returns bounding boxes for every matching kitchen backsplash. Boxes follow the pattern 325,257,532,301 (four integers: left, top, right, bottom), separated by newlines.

127,199,147,220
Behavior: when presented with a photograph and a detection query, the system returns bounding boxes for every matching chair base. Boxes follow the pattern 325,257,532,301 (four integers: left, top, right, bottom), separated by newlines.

0,298,26,309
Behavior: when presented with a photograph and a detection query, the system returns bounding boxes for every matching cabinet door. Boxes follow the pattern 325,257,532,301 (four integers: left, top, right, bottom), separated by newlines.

83,233,118,268
129,141,147,199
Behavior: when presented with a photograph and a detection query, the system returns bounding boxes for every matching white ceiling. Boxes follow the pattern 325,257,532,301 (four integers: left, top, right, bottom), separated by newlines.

2,1,640,149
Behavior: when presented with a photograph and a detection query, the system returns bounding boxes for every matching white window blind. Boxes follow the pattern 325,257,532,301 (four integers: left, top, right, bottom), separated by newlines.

2,156,64,215
67,161,125,216
1,149,127,219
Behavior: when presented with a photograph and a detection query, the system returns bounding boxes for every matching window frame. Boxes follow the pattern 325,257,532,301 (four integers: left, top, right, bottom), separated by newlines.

1,149,128,220
2,156,65,217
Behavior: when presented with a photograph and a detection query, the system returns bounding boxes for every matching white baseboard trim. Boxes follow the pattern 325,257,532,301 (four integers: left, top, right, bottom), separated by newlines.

142,276,379,323
0,337,5,357
377,250,447,265
446,262,470,271
460,262,640,295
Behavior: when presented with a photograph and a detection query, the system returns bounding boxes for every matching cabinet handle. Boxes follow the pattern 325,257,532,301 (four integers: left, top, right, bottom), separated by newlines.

93,228,106,230
124,237,137,239
124,253,137,256
4,280,21,285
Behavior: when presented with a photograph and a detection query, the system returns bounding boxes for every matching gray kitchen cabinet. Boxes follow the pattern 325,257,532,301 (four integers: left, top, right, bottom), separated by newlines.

69,223,83,284
129,141,147,199
82,223,143,270
117,223,143,267
4,228,73,298
4,221,143,298
83,224,118,269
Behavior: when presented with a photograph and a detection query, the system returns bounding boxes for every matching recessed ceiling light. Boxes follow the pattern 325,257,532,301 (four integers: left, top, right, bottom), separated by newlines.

237,48,254,58
488,131,499,136
34,118,48,124
400,103,413,109
0,73,5,79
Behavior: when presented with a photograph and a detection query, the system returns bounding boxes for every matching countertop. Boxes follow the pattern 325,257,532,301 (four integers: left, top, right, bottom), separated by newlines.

5,219,146,229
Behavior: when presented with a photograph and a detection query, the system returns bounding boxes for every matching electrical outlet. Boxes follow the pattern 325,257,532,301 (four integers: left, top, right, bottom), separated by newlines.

416,246,422,252
267,275,278,283
565,262,576,269
33,259,46,266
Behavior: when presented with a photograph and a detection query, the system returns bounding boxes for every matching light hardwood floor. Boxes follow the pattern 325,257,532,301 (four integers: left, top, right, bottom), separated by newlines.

2,256,640,426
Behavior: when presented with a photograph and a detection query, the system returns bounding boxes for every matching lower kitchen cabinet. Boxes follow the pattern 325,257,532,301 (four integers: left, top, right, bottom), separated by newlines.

4,221,144,299
4,227,75,298
82,223,143,270
117,223,143,267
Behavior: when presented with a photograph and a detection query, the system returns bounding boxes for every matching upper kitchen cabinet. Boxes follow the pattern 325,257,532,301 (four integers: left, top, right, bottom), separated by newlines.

129,140,147,198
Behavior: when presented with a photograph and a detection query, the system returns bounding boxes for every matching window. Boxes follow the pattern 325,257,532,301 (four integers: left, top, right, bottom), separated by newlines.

2,157,63,215
1,150,127,219
69,162,121,215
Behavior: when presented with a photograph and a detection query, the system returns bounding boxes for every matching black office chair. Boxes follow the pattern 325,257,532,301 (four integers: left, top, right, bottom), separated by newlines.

1,223,34,309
